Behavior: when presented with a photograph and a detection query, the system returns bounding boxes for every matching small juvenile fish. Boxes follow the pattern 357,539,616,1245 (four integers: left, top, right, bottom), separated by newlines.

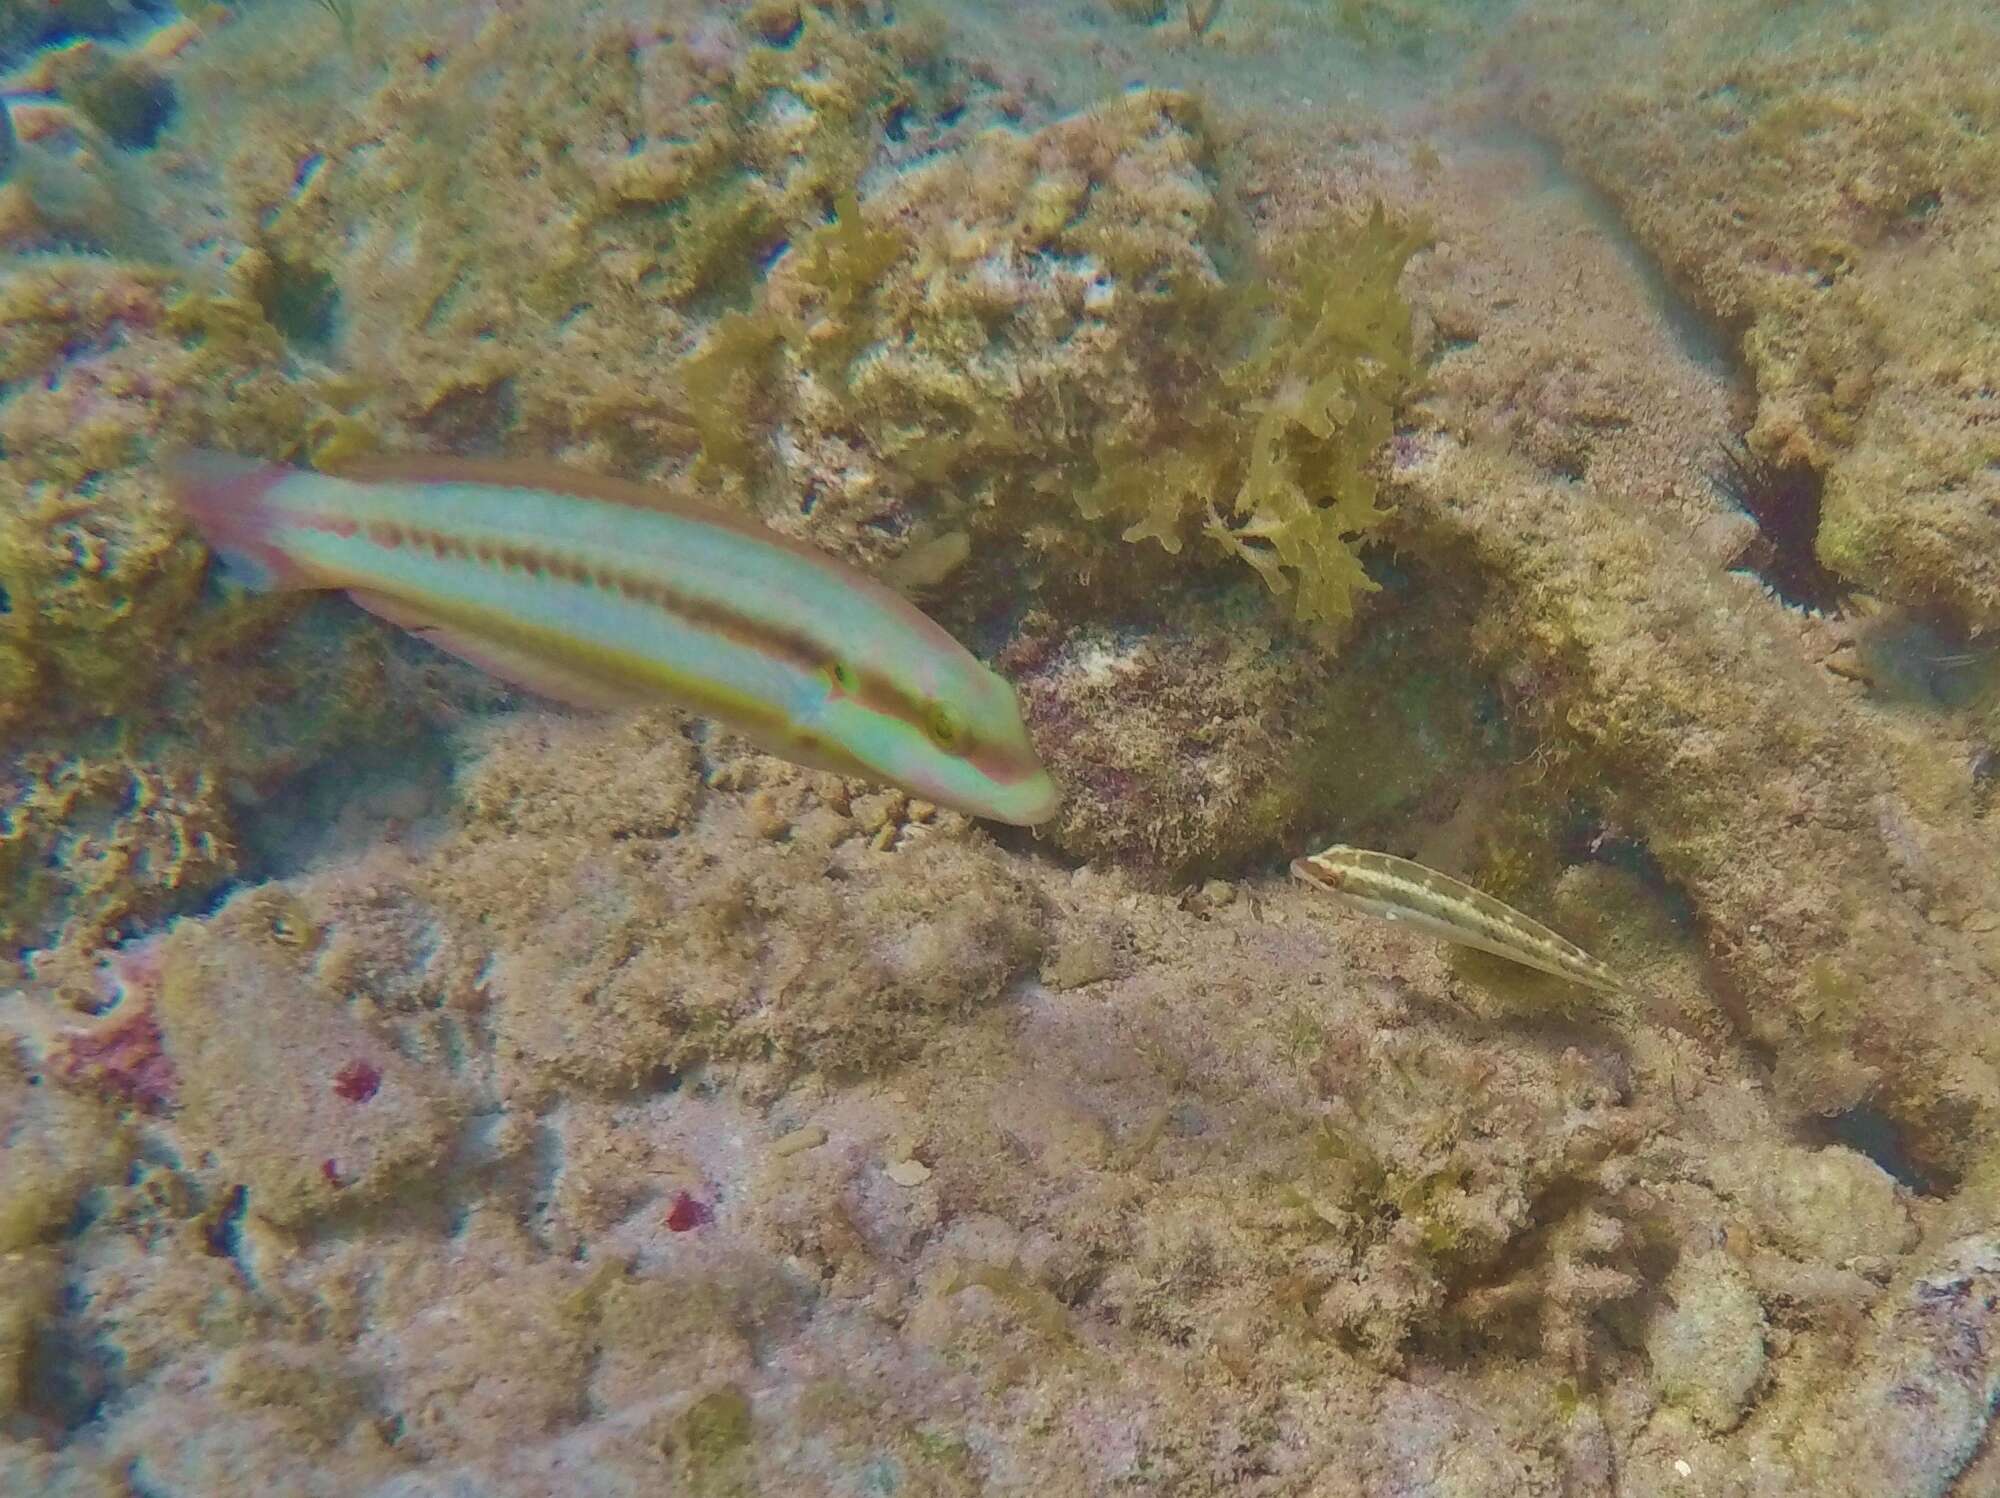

1291,843,1631,996
165,451,1059,826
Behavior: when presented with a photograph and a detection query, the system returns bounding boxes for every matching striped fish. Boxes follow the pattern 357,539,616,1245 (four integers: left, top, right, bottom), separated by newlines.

165,451,1059,826
1291,844,1632,996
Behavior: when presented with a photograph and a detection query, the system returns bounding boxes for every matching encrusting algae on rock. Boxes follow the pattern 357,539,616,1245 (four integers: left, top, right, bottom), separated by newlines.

0,257,447,960
426,712,1047,1099
1497,0,2000,635
155,0,1423,636
148,900,469,1225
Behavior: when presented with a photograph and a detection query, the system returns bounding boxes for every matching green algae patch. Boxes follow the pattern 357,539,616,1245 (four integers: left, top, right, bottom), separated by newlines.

676,1385,754,1465
1083,205,1423,628
679,310,788,484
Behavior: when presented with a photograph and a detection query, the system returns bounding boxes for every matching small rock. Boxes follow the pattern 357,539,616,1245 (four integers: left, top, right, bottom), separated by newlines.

886,1158,933,1187
1689,511,1761,569
1778,1234,2000,1494
1712,1144,1913,1267
1645,1249,1767,1431
1042,933,1116,990
769,1123,828,1158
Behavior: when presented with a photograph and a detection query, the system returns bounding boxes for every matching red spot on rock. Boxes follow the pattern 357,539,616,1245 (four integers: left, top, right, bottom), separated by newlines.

665,1191,712,1232
52,1010,176,1112
322,1158,344,1188
332,1060,382,1103
49,937,178,1111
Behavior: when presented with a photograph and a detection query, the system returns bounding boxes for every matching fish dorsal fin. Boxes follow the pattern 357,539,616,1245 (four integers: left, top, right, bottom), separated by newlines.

324,455,829,564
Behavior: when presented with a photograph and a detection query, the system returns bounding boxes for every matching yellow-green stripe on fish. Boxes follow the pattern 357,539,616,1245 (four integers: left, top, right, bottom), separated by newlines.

1291,844,1632,996
165,451,1059,826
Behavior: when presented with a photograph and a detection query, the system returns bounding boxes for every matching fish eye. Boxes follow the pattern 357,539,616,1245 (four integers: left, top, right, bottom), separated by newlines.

925,700,964,751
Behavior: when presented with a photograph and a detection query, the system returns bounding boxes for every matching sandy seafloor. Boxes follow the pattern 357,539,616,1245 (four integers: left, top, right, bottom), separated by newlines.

4,0,2000,1492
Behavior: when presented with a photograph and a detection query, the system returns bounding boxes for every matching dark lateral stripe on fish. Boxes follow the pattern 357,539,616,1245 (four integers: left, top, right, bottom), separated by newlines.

325,452,979,653
351,578,805,743
297,509,834,677
292,506,1030,774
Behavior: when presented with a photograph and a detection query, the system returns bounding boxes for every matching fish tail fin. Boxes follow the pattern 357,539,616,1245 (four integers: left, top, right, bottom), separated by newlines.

162,449,314,591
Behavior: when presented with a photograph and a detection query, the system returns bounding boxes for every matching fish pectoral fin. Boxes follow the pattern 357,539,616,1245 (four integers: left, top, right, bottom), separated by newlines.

346,589,640,713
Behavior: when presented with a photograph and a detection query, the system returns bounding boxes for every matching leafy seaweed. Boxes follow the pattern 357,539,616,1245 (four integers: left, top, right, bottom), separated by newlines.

1081,206,1425,627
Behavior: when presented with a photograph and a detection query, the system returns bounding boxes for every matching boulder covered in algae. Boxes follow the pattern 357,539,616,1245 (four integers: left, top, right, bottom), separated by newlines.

1009,573,1508,883
162,1,1417,636
148,897,472,1226
1379,99,2000,1190
0,0,1442,903
1497,0,2000,633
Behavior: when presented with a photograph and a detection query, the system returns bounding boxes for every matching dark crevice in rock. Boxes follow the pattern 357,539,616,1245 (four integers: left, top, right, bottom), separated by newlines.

1715,440,1852,615
1806,1103,1953,1198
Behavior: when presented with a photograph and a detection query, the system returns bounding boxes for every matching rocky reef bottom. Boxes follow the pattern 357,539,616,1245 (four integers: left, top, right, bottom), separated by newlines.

1,708,1992,1497
4,0,2000,1489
